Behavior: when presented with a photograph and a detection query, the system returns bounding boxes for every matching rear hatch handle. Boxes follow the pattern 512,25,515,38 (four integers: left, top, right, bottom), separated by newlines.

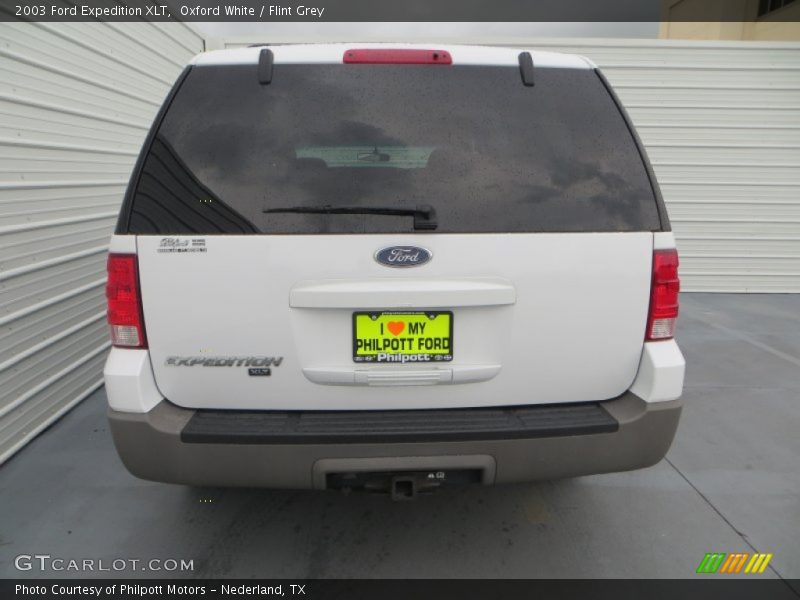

290,277,516,309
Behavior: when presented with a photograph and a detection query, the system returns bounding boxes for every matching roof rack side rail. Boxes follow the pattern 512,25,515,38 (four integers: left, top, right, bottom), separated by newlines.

258,48,274,84
518,52,534,87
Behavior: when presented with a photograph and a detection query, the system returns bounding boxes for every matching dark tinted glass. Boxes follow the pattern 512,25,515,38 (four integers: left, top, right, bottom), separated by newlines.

126,64,661,234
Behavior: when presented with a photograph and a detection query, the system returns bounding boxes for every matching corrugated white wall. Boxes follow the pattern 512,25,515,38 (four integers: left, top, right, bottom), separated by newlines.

213,37,800,293
0,22,204,463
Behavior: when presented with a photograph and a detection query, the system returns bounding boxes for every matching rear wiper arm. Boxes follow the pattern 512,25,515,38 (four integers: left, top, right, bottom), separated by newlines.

263,204,437,230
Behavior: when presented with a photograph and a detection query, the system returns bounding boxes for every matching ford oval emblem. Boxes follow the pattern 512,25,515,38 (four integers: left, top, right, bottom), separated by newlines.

374,246,432,268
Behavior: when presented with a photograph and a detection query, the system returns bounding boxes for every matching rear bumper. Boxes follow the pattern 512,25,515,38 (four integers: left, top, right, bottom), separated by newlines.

108,392,681,489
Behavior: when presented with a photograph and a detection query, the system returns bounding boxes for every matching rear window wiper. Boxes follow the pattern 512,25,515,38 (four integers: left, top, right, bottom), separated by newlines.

263,204,437,230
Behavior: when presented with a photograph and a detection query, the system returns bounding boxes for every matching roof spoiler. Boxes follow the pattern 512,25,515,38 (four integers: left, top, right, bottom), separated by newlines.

519,52,534,86
258,48,274,84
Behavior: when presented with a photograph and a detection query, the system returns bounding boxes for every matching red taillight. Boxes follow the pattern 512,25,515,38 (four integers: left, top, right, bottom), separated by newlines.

106,253,147,348
646,249,680,341
343,49,452,65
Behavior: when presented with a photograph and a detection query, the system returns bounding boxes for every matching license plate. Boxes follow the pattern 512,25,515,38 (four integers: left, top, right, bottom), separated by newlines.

353,311,453,363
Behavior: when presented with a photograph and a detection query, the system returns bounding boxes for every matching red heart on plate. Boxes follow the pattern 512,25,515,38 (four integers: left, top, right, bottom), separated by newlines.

387,321,405,336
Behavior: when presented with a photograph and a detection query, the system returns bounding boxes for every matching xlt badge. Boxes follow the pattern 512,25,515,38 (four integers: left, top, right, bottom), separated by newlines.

157,237,207,253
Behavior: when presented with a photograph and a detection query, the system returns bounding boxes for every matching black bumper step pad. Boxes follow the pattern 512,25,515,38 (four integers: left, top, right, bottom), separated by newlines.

180,401,619,445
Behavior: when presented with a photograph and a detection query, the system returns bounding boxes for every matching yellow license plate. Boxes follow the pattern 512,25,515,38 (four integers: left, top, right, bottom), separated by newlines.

353,311,453,363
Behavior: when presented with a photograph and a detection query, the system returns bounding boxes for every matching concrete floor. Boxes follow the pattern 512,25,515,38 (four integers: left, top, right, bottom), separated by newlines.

0,293,798,583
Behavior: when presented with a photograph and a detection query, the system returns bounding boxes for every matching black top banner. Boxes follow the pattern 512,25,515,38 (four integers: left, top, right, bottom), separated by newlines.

2,0,799,22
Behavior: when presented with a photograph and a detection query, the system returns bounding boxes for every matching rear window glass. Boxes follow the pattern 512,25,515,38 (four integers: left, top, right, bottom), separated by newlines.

125,64,661,234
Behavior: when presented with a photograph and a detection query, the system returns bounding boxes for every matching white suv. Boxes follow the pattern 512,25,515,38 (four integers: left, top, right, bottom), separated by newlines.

104,44,684,497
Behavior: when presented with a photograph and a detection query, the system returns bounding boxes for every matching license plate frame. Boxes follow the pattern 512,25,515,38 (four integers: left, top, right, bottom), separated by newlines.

352,311,454,363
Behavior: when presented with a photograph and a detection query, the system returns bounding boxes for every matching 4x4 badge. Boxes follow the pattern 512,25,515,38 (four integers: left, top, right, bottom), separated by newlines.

374,246,432,268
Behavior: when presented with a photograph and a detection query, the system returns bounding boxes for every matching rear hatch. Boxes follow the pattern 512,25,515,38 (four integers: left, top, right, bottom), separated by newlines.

124,46,664,411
